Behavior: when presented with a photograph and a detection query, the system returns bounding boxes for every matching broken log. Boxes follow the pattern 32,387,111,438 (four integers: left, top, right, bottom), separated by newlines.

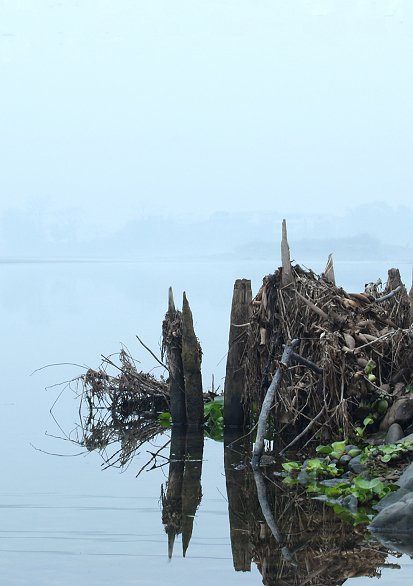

182,292,204,427
252,340,300,468
224,279,252,427
163,287,186,425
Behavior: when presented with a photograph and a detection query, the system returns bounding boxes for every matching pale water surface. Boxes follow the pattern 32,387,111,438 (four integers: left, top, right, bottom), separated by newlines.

1,258,412,585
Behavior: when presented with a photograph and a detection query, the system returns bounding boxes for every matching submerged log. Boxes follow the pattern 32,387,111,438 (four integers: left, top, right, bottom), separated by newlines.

224,279,252,427
182,292,204,426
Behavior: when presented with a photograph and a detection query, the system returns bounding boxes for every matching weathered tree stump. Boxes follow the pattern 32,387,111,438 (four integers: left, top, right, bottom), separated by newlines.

163,287,186,425
224,279,252,427
182,292,204,427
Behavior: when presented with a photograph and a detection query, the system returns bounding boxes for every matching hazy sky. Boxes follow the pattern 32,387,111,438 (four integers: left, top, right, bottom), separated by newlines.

1,1,412,230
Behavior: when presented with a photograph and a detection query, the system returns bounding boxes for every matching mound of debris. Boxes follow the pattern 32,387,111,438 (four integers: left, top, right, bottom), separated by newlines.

243,263,413,440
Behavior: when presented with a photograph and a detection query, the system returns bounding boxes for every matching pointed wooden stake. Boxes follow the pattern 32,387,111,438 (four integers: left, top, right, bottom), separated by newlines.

182,292,204,426
281,219,293,288
164,287,186,425
324,253,335,285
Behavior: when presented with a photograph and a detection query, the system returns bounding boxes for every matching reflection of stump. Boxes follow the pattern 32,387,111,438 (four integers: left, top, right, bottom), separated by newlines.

181,429,204,556
161,427,204,559
162,426,186,558
224,279,252,427
182,292,204,426
224,429,253,571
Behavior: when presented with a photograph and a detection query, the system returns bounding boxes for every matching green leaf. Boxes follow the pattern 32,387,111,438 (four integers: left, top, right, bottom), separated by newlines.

316,445,333,454
283,477,299,485
159,412,171,421
331,441,346,456
282,462,301,472
381,454,392,462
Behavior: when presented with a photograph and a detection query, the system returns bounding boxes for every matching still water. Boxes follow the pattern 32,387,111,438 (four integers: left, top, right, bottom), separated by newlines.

1,257,412,585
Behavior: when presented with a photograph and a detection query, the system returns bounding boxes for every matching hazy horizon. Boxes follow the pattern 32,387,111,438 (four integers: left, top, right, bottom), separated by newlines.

2,2,413,233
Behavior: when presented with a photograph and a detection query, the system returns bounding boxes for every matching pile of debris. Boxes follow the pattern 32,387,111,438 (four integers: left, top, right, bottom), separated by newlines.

76,349,170,467
243,262,413,440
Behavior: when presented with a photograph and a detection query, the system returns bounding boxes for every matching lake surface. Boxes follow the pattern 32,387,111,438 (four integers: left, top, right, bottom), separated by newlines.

1,257,412,585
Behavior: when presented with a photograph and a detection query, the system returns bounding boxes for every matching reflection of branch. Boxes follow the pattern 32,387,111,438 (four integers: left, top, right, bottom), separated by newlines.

136,439,171,477
279,406,325,456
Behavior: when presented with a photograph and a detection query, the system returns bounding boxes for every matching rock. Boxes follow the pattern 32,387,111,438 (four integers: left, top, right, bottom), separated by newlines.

379,396,413,431
396,461,413,491
369,492,413,534
373,487,410,512
339,454,351,465
345,444,358,454
385,423,405,445
396,432,413,445
348,454,362,474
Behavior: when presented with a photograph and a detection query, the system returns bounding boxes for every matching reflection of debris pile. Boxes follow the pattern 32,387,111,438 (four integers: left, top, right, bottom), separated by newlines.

245,266,412,438
253,478,398,586
224,438,399,586
79,349,170,469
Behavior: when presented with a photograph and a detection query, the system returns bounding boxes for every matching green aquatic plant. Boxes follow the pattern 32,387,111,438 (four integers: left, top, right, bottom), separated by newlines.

203,396,224,441
159,395,225,440
360,440,413,465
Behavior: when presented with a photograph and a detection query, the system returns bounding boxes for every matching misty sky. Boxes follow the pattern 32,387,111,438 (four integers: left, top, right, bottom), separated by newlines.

1,1,412,231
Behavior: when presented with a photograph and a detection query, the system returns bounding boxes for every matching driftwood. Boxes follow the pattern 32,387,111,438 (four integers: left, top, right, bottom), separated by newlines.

251,340,323,468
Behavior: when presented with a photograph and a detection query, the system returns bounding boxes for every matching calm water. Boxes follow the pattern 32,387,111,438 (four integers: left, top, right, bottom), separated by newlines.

1,257,412,585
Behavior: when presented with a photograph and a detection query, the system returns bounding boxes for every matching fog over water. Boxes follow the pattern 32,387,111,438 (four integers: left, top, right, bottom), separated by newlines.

1,3,413,583
1,1,413,235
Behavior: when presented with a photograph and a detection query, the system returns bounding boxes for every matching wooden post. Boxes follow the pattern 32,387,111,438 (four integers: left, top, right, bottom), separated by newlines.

324,253,335,285
163,287,186,425
281,219,293,288
224,279,252,427
181,292,204,427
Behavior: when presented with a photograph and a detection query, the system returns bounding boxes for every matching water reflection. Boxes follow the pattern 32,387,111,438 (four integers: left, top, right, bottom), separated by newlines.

224,430,398,585
162,427,204,558
58,389,405,585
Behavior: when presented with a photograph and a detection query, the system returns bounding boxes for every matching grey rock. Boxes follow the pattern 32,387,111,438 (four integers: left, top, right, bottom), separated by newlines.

380,397,413,431
373,488,410,512
339,454,351,465
396,461,413,491
385,423,405,445
396,432,413,444
345,444,358,454
348,454,362,474
369,492,413,533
